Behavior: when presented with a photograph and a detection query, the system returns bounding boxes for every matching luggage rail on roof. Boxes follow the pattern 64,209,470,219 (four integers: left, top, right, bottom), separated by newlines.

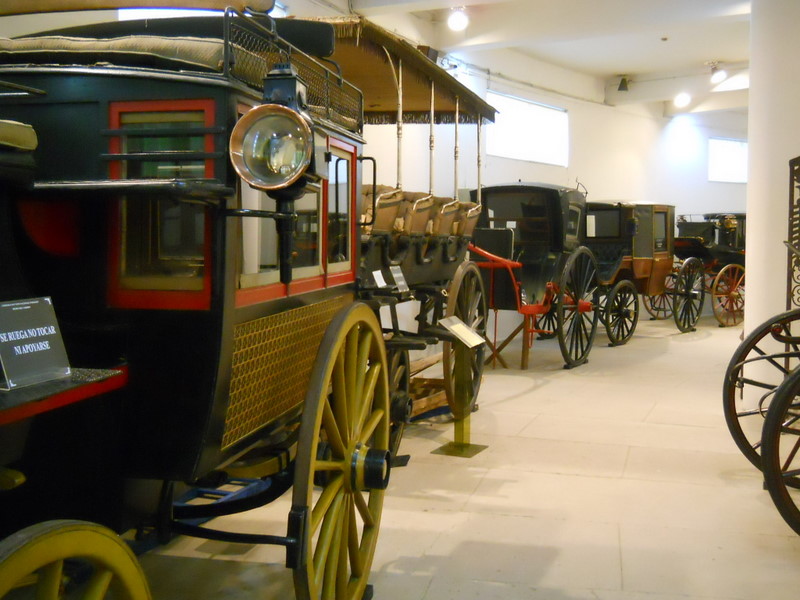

0,8,364,134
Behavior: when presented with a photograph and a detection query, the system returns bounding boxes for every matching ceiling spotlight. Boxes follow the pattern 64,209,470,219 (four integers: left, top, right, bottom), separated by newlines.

617,76,629,92
447,7,469,31
710,63,728,84
673,92,692,108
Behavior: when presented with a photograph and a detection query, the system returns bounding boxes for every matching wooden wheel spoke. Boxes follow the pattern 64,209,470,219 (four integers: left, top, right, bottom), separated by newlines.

355,364,381,437
358,409,386,445
84,568,114,600
347,497,364,578
322,400,346,457
313,489,346,591
354,329,374,422
310,474,345,535
353,489,376,527
38,560,64,600
781,435,800,472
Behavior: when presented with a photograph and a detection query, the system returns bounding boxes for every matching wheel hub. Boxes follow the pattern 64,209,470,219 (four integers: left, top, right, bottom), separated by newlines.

577,299,593,313
347,442,391,491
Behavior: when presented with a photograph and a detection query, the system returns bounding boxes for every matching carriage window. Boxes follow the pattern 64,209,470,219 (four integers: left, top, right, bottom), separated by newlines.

119,111,205,178
586,210,619,238
654,212,668,251
119,196,205,290
327,150,351,273
294,187,322,273
567,206,582,237
239,184,280,288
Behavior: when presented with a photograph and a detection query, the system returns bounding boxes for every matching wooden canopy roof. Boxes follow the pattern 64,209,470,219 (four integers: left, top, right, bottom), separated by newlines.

308,16,495,125
0,0,274,16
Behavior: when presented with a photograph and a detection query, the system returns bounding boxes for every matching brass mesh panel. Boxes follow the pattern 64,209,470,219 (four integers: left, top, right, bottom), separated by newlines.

223,295,348,449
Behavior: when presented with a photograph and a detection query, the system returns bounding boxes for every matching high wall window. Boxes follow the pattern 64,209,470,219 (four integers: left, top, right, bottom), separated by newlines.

486,91,569,167
708,137,748,183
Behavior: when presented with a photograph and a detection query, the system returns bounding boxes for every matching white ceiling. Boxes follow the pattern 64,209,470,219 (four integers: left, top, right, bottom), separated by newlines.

351,0,751,118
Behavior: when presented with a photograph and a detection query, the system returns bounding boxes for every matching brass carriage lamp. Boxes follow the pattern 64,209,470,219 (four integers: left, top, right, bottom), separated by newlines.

230,64,328,192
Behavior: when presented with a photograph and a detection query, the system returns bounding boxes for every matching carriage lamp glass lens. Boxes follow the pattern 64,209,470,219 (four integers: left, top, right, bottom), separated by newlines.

231,106,312,190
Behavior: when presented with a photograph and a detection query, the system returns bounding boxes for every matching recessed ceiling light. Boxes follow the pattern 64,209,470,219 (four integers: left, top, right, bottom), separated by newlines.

674,92,692,108
447,8,469,31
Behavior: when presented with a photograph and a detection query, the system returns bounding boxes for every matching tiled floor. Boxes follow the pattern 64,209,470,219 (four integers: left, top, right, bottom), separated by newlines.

141,313,800,599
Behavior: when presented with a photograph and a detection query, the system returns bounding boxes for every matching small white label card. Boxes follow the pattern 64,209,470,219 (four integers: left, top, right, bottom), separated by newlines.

389,266,410,292
372,270,388,288
439,316,486,348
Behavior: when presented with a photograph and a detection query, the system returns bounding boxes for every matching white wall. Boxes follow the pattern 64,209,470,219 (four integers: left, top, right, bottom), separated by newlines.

361,70,748,219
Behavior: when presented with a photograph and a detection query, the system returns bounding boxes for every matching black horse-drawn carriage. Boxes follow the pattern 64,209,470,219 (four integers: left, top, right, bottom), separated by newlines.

676,213,745,326
0,3,493,598
468,184,702,370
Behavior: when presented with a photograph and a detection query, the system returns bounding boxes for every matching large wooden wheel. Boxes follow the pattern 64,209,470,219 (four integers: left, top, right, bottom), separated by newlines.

643,272,675,320
760,367,800,534
722,308,800,469
711,263,745,327
604,279,639,346
291,303,390,600
556,247,600,369
0,520,151,599
672,257,705,332
442,261,488,420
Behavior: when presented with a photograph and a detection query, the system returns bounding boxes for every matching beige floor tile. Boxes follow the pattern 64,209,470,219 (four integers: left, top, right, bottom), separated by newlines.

620,523,800,600
422,511,621,590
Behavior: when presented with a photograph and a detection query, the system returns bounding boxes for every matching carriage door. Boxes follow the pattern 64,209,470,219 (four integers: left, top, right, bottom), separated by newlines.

326,139,356,287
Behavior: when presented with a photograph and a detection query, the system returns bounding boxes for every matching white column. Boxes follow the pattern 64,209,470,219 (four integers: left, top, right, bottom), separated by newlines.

745,0,800,332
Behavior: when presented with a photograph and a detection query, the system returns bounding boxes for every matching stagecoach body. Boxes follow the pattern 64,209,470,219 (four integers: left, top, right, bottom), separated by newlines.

0,11,367,486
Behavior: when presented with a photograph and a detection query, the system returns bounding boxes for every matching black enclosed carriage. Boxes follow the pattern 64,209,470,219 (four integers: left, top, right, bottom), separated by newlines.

468,183,599,369
676,213,745,326
0,3,493,599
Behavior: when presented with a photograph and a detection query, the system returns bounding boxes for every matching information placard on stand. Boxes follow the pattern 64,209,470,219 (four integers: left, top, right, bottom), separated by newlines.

0,297,70,391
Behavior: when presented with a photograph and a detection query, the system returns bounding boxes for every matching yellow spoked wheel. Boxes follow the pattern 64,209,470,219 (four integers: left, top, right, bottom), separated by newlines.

711,263,745,327
0,520,150,599
291,303,390,600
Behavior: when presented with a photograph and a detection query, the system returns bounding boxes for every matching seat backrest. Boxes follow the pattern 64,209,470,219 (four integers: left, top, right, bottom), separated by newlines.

401,192,435,235
366,187,403,234
455,202,481,237
431,197,460,236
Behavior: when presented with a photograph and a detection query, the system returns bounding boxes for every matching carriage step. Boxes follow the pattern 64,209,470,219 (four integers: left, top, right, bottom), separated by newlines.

384,335,430,351
172,477,274,525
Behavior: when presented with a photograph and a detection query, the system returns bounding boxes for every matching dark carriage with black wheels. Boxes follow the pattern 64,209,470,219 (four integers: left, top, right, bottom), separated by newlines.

584,201,703,335
468,183,599,369
676,213,745,327
0,3,493,599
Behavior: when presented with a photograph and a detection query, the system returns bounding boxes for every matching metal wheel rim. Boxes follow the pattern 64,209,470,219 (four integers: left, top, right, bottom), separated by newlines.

760,368,800,534
442,261,488,419
604,280,639,346
722,308,800,469
673,257,705,332
292,303,389,600
711,263,745,327
556,247,599,368
0,520,151,599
